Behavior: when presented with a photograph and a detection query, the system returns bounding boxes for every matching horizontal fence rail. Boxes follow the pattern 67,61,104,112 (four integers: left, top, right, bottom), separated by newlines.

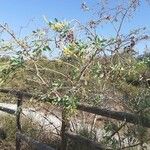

0,88,150,150
0,88,150,128
77,104,150,128
0,106,16,115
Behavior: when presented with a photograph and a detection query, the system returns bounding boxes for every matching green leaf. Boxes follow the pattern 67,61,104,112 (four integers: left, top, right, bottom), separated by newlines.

43,46,51,51
54,18,58,22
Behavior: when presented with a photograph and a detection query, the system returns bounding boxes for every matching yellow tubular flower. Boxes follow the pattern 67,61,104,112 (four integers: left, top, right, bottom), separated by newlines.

63,47,73,56
51,22,65,32
63,47,79,58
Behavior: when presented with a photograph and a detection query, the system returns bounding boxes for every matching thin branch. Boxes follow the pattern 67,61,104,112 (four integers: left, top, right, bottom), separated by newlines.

33,62,49,87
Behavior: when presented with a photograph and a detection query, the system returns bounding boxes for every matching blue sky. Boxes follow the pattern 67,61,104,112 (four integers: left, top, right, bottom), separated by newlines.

0,0,87,35
0,0,150,54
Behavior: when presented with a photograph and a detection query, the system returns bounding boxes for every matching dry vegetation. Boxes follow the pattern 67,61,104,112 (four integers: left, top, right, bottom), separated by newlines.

0,0,150,149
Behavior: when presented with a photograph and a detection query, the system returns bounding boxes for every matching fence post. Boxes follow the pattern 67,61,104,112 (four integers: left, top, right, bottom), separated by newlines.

61,109,70,150
16,92,23,150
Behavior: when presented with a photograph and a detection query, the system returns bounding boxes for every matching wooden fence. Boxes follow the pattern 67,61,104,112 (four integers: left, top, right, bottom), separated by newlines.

0,88,150,150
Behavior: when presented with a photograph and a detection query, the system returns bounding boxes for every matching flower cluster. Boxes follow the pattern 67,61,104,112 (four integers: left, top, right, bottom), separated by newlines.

63,43,77,57
49,19,68,32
